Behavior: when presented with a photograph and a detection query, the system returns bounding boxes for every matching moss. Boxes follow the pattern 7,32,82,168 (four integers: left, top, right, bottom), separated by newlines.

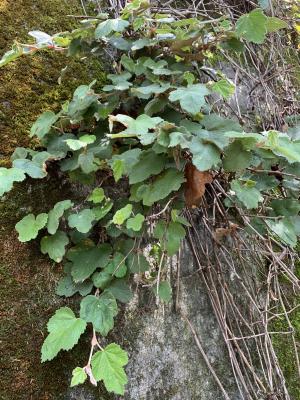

0,0,105,166
0,1,108,398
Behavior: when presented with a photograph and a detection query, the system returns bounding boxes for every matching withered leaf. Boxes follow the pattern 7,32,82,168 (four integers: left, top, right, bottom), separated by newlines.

184,163,213,208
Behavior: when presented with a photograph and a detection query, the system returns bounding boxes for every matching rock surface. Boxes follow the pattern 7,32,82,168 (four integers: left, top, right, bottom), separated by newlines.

67,242,240,400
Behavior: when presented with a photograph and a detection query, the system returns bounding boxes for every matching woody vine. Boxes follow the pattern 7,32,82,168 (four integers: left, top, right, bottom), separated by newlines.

0,0,299,396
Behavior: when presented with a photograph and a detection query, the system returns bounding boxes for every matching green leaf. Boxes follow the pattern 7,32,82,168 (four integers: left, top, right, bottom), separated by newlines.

112,159,124,182
41,307,87,362
65,135,96,151
169,131,191,149
264,131,300,163
107,279,133,303
0,167,25,196
266,17,288,33
13,155,49,179
131,83,170,97
95,19,129,38
171,209,191,227
80,292,118,336
190,138,220,171
109,114,163,145
0,44,23,67
113,204,133,225
92,271,112,289
91,343,128,395
142,169,185,206
67,83,98,121
47,200,73,234
211,79,235,99
71,367,87,387
93,200,114,221
105,253,127,278
68,209,95,233
271,199,300,217
166,222,186,256
16,213,48,242
266,218,297,248
169,84,210,115
236,9,267,44
128,150,166,184
30,111,59,139
88,188,105,204
78,152,99,174
152,281,172,303
41,231,69,262
56,275,93,297
223,141,252,171
110,148,141,176
201,114,242,133
68,243,112,282
126,214,145,232
231,180,263,209
127,253,150,273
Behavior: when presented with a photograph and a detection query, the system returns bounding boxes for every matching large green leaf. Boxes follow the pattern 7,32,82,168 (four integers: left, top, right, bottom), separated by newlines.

189,138,220,171
107,279,133,303
266,218,297,248
41,307,86,362
91,343,128,395
169,84,210,115
30,111,59,139
16,213,48,242
40,231,69,262
141,169,185,206
68,209,95,233
80,292,118,335
265,131,300,163
236,9,267,44
128,150,166,184
68,243,112,282
47,200,73,234
223,141,252,171
0,167,25,196
231,180,263,209
12,152,51,179
271,199,300,217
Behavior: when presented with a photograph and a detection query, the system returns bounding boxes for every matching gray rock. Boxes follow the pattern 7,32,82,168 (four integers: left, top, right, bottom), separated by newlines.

67,242,241,400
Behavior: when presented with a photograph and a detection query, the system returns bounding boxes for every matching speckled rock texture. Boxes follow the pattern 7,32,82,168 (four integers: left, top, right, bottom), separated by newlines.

67,242,240,400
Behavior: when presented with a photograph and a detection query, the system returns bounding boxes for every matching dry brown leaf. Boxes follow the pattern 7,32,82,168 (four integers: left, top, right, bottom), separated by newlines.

214,223,239,242
184,163,213,208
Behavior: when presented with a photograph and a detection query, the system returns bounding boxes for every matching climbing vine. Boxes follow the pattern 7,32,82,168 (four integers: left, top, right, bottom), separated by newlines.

0,0,299,396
